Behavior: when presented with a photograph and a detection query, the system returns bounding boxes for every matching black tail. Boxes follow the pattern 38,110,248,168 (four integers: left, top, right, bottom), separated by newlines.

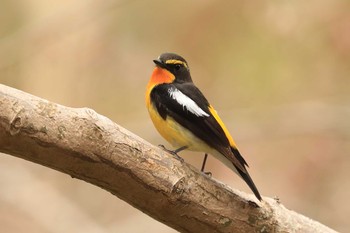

231,147,262,201
235,165,262,201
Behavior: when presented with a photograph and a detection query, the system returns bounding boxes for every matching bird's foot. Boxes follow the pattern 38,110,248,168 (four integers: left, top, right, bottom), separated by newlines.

158,144,184,162
202,171,212,177
200,153,211,177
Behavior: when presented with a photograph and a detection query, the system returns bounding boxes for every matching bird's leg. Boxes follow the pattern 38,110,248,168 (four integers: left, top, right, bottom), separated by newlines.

158,145,187,162
200,153,208,172
173,146,188,154
201,153,212,177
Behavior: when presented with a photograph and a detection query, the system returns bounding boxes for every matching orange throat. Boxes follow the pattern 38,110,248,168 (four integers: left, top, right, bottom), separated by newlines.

146,67,175,106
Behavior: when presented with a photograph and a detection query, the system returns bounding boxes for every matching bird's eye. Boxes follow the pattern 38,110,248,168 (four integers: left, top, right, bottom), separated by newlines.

174,64,181,71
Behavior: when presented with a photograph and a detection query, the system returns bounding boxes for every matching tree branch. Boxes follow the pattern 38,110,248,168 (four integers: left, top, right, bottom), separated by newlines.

0,84,336,233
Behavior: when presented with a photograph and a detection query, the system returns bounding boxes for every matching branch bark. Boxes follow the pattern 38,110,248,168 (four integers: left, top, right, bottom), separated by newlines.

0,84,336,233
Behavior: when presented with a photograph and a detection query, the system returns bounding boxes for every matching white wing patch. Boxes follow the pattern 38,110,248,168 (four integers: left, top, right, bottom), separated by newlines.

168,87,209,117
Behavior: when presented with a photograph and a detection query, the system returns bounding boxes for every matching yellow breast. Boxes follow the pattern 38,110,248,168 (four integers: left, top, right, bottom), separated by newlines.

147,103,210,152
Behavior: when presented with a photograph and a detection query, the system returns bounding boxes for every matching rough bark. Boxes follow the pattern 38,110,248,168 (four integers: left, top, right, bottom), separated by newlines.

0,84,337,233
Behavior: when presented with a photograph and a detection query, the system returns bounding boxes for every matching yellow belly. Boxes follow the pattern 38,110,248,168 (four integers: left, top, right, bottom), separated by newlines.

147,103,239,175
148,104,209,151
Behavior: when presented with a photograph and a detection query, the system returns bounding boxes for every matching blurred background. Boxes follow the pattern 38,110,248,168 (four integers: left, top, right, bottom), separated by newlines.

0,0,349,232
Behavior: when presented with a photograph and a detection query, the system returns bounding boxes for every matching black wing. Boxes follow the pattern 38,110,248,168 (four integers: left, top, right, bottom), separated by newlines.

150,82,262,201
151,82,232,159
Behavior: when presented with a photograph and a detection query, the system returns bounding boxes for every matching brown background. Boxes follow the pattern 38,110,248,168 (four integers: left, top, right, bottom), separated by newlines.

0,0,349,232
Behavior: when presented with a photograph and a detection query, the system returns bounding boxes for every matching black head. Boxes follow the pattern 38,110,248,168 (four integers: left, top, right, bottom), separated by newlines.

153,53,192,83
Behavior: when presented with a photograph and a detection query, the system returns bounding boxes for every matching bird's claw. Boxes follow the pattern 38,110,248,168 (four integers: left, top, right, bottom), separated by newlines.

158,144,184,162
202,171,212,177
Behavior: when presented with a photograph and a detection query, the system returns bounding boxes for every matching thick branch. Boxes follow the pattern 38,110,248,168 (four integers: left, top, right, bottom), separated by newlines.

0,84,336,233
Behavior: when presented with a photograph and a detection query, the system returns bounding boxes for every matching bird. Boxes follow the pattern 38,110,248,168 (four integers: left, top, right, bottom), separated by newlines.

145,52,262,201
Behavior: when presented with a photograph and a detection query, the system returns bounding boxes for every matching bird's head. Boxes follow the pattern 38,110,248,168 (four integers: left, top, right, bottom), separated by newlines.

152,53,192,84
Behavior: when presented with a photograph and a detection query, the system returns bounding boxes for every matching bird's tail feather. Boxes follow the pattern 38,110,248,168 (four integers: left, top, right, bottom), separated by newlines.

231,146,262,201
235,165,262,201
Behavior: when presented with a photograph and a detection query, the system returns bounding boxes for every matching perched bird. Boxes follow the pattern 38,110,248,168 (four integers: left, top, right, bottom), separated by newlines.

146,53,262,201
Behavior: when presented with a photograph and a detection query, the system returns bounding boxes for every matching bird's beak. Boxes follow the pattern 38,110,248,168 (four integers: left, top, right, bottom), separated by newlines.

153,59,166,68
